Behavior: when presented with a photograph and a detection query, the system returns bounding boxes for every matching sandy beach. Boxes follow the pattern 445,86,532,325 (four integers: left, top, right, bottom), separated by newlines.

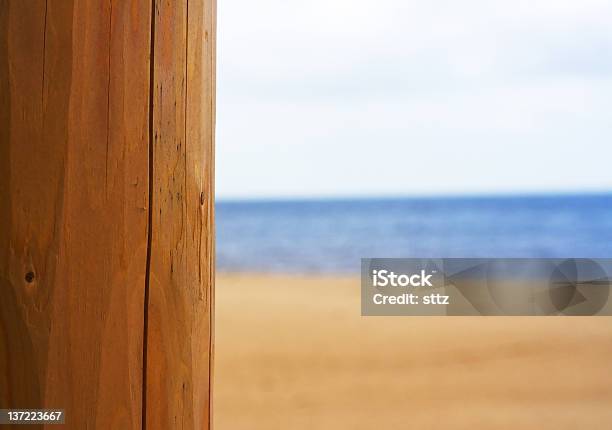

214,274,612,429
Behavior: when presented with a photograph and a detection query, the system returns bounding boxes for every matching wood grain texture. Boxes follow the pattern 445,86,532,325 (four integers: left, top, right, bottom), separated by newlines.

0,0,214,428
146,0,216,428
0,0,151,427
1,0,152,427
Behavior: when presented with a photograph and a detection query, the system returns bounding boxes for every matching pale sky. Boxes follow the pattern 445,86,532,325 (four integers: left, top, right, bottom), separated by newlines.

216,0,612,199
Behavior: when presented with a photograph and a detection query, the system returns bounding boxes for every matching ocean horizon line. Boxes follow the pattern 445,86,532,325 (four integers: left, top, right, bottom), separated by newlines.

216,190,612,204
217,193,612,272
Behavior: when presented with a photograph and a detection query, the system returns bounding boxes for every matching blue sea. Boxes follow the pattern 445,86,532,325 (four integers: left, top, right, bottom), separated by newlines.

216,194,612,274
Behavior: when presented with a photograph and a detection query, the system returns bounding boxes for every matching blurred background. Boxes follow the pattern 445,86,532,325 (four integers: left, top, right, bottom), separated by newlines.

214,0,612,428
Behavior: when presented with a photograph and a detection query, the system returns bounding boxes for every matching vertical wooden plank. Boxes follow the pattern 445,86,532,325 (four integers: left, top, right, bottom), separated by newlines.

186,0,216,426
1,0,214,427
0,0,151,427
147,0,216,427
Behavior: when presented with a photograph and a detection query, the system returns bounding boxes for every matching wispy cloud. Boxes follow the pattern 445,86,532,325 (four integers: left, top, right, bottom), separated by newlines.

217,0,612,198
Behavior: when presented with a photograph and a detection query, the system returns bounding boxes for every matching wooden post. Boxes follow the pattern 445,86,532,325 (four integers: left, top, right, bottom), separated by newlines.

0,0,215,428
